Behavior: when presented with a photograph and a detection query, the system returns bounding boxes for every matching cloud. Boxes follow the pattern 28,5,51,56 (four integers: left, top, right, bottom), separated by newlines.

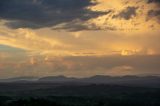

147,0,160,8
0,28,68,55
0,55,160,78
148,10,160,21
147,0,160,3
0,0,106,31
112,6,138,20
52,10,112,31
1,26,160,57
0,0,159,31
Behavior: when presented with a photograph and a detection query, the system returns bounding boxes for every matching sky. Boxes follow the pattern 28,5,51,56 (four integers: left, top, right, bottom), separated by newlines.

0,0,160,78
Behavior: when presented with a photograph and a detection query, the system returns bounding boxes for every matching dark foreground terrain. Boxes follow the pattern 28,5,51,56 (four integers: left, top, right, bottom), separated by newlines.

0,82,160,106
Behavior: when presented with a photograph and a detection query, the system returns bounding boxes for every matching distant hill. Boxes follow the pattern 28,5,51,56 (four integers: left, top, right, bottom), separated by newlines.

0,77,38,82
39,75,76,82
0,75,160,88
80,75,160,88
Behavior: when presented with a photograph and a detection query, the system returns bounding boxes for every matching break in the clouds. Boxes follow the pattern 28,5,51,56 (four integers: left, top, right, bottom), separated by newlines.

0,0,107,30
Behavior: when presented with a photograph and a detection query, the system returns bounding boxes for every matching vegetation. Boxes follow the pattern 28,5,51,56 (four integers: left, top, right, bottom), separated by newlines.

0,83,160,106
0,95,160,106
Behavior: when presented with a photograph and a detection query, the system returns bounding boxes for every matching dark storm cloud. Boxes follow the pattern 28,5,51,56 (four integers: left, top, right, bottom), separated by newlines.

148,10,160,17
147,0,160,3
52,10,112,31
147,10,160,22
146,0,160,22
0,0,106,30
112,6,138,20
147,0,160,8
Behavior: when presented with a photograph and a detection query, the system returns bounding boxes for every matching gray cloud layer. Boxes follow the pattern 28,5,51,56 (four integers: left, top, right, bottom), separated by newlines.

0,0,106,30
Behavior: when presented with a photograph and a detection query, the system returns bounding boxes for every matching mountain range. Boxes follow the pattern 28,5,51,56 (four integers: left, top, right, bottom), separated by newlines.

0,75,160,88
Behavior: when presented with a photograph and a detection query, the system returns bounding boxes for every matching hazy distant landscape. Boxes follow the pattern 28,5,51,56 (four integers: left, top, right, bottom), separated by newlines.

0,75,160,106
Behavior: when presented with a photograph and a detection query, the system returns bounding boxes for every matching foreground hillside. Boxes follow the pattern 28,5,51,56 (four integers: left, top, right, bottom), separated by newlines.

0,82,160,106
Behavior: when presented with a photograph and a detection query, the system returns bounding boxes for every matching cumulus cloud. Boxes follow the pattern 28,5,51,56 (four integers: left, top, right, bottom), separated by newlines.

0,0,107,30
